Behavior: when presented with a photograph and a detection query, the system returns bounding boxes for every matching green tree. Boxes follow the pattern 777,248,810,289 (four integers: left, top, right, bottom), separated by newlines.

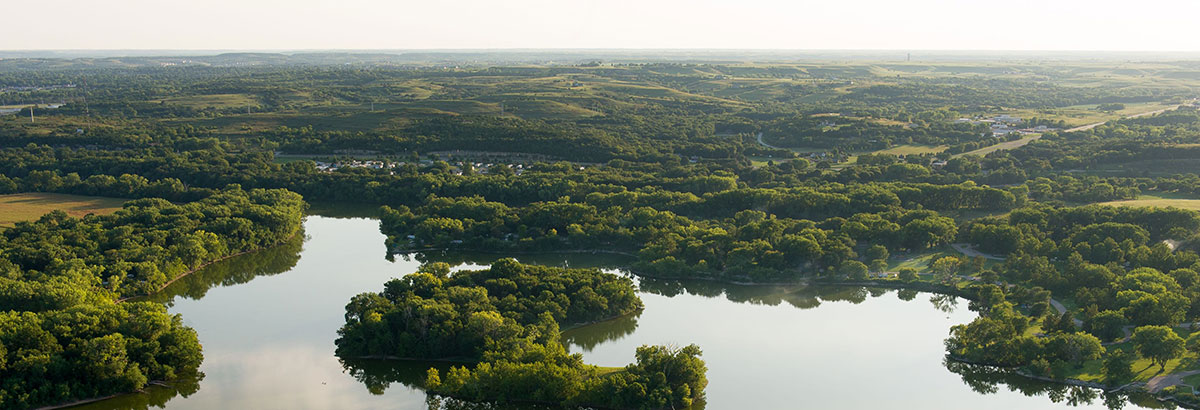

931,256,960,284
1102,349,1135,385
839,260,869,280
1132,325,1185,371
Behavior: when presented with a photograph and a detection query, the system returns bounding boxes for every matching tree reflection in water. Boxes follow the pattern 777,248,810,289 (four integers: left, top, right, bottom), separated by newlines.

139,230,305,305
70,373,205,410
929,293,959,314
339,360,567,410
943,360,1166,410
561,311,641,352
74,234,304,410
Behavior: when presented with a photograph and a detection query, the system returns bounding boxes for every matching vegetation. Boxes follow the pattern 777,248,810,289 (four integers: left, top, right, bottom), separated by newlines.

0,186,305,409
336,260,706,409
3,54,1200,407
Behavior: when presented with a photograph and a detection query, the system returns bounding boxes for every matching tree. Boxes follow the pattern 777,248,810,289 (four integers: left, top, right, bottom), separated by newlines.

1102,349,1134,385
865,245,889,261
1132,325,1185,371
898,267,919,282
1052,312,1077,334
840,260,869,280
1186,332,1200,356
931,256,961,284
1046,332,1104,368
1086,310,1128,342
869,259,889,274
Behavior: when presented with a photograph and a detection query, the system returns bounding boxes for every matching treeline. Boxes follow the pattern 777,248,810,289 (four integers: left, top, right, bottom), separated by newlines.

0,144,1027,217
336,260,706,409
2,187,305,297
0,187,305,409
380,196,959,281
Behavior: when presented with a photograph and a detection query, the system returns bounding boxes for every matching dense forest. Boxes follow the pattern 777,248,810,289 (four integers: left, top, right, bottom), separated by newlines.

336,260,706,409
0,187,305,409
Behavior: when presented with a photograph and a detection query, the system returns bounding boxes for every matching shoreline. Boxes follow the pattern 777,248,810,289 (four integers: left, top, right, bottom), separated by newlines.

34,380,176,410
51,230,304,409
342,309,644,364
115,229,303,302
398,244,1200,408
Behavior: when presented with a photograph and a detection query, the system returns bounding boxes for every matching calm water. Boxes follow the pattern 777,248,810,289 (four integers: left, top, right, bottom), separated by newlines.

76,215,1159,410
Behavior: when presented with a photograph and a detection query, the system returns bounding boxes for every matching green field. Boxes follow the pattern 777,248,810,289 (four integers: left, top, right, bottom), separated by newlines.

955,135,1041,158
151,93,259,108
831,144,949,169
1098,193,1200,211
0,192,126,228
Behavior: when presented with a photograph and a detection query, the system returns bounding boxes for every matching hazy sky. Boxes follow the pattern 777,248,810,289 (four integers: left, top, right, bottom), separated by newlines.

3,0,1198,51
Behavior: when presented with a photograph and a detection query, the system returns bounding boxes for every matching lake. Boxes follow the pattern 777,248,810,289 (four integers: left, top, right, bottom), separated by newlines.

75,215,1154,410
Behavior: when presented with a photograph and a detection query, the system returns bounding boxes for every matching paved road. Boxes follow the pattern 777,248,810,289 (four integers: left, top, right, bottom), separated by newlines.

950,243,1005,261
755,132,782,149
1063,102,1195,133
1148,369,1200,392
955,101,1197,158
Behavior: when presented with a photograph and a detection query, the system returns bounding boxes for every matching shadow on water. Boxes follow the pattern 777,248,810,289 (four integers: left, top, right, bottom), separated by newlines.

71,374,204,410
338,359,563,410
635,276,907,311
338,358,455,395
561,312,641,352
396,249,637,271
944,360,1171,410
306,202,384,219
135,229,306,305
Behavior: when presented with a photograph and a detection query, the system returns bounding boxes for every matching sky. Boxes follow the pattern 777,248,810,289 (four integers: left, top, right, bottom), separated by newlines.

2,0,1199,51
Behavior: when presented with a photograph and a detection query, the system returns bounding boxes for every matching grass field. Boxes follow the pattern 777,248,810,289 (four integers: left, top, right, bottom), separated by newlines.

886,245,1002,273
1098,193,1200,211
0,193,126,228
151,93,259,109
829,144,949,169
955,135,1041,158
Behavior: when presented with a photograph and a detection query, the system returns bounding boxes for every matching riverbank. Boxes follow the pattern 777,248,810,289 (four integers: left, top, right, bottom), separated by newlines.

116,229,304,302
947,356,1200,409
396,244,1200,408
49,231,304,410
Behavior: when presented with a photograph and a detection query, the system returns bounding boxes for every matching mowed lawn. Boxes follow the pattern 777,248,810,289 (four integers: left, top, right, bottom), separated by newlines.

0,193,126,228
1098,194,1200,211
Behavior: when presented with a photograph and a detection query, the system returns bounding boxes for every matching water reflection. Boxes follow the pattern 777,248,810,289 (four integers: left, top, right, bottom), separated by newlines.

635,276,893,310
74,215,1166,410
930,293,961,313
138,230,305,305
561,312,641,352
942,361,1167,410
339,359,455,395
398,250,635,271
73,374,204,410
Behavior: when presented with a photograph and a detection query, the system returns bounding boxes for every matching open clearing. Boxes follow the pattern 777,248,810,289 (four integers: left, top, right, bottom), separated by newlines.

151,93,259,108
1098,194,1200,211
0,193,126,228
